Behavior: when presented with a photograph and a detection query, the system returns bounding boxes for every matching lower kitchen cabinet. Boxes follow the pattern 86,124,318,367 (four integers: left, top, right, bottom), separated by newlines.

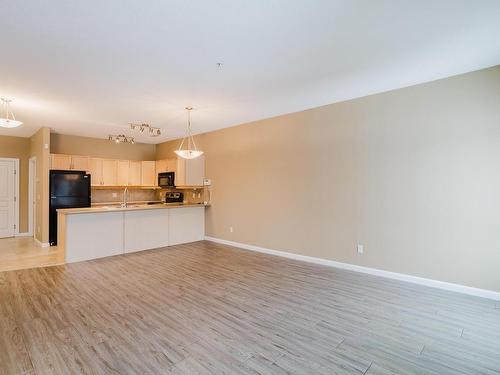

168,207,205,245
64,211,124,263
59,206,205,263
124,209,169,253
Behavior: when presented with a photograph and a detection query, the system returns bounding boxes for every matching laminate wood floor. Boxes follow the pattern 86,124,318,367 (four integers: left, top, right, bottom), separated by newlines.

1,240,499,375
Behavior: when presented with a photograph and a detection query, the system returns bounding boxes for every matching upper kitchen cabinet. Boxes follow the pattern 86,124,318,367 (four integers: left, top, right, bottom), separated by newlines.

129,161,142,186
71,155,90,171
141,161,156,186
51,154,162,187
51,154,72,170
166,158,177,172
51,154,90,171
117,160,130,186
90,158,118,186
155,159,168,175
175,155,205,187
102,159,118,186
156,158,178,175
89,158,103,186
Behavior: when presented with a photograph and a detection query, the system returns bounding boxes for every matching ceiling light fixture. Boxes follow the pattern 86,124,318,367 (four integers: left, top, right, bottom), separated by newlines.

130,123,161,137
0,98,23,128
108,134,134,144
175,107,203,159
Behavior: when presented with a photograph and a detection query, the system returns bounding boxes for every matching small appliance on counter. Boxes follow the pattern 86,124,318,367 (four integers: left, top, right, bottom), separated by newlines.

158,172,175,188
165,192,183,203
49,170,91,245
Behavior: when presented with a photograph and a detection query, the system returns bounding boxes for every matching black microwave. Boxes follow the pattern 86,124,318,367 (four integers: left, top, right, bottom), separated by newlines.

158,172,175,187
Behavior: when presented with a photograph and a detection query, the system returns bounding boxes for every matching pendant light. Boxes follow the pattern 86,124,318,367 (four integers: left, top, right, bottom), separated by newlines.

0,98,23,128
175,107,203,159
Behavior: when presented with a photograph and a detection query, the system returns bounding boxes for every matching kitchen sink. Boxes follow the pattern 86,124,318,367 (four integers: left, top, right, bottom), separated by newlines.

100,204,142,210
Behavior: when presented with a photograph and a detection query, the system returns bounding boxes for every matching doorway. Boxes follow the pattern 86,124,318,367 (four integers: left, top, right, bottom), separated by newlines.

29,157,37,237
0,158,19,238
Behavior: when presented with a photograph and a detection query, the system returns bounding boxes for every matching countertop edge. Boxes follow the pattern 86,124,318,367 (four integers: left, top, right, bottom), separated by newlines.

57,203,209,215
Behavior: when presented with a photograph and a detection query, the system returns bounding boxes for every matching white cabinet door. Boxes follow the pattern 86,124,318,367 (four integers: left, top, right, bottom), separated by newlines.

89,158,103,186
0,160,16,238
141,161,156,186
185,155,205,186
124,209,169,253
117,160,130,186
51,154,72,170
71,155,90,171
168,207,205,245
129,161,142,185
166,158,177,172
155,159,167,175
65,211,124,263
102,159,118,186
175,156,205,186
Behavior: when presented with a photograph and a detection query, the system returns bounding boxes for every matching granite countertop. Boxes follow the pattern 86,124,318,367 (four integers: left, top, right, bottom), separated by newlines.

57,202,208,215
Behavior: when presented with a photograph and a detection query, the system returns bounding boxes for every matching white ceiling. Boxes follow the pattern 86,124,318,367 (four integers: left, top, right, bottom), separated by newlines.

1,0,499,143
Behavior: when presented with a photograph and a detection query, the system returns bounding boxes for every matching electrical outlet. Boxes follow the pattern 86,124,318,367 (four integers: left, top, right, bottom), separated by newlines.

229,226,234,233
357,244,364,254
112,192,117,198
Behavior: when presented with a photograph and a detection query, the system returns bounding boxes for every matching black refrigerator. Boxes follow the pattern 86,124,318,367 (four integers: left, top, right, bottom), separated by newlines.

49,170,91,245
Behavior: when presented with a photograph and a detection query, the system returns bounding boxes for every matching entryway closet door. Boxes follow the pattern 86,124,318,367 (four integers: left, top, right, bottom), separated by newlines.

0,160,16,238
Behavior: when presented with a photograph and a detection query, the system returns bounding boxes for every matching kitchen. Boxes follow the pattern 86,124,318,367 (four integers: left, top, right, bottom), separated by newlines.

49,130,210,264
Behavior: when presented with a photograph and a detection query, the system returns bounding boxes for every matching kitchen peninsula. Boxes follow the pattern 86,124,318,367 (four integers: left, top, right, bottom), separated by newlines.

57,203,206,263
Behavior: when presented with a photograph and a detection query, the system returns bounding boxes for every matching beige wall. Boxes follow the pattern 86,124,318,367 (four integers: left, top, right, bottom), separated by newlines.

30,127,51,243
0,135,31,233
51,133,156,160
157,66,500,292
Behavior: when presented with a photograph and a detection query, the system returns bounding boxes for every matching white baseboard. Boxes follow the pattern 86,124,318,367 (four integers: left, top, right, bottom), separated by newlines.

34,238,50,248
205,236,500,301
15,232,32,237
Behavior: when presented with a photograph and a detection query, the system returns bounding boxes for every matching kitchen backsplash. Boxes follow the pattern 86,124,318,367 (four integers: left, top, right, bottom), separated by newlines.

156,188,206,204
91,189,156,204
91,187,208,205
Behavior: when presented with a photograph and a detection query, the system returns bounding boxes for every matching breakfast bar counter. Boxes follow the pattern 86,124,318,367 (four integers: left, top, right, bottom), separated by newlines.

57,203,206,263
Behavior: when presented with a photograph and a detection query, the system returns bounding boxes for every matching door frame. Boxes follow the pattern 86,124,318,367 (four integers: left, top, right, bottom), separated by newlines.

0,157,20,237
28,157,37,237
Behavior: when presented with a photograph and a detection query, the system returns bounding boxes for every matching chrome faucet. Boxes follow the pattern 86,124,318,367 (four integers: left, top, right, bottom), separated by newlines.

122,187,129,208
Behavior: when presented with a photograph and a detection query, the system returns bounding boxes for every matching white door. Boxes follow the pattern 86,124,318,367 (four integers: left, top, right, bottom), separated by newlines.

0,160,16,238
